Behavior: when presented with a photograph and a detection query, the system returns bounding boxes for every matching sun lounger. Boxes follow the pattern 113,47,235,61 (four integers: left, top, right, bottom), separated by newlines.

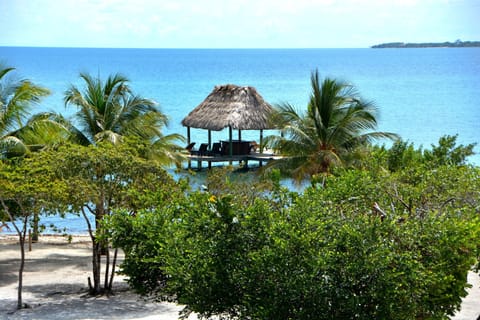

185,142,196,152
191,143,208,156
207,142,222,156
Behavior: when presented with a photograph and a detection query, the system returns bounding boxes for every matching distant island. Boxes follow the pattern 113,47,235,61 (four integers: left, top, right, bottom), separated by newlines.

371,40,480,48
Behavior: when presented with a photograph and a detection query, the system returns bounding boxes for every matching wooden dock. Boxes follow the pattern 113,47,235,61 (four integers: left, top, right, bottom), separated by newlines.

186,151,282,170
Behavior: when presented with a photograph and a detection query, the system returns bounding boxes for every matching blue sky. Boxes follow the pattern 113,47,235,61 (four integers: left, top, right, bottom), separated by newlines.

1,0,478,48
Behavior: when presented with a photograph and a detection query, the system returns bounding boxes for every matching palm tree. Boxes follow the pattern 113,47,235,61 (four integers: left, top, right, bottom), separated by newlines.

264,70,398,183
64,72,184,163
64,72,185,295
0,66,74,252
0,65,51,158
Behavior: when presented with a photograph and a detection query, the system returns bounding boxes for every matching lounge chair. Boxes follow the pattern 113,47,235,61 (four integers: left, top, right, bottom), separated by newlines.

208,142,222,156
191,143,208,156
185,142,196,153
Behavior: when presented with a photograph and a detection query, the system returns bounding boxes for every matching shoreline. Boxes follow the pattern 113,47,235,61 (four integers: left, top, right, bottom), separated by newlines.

0,233,92,246
0,235,195,320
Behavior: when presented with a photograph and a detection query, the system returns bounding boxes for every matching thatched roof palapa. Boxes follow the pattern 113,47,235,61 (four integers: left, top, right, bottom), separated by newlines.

181,84,275,131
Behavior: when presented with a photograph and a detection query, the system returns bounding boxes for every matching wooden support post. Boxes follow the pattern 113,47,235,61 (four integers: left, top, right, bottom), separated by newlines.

187,127,192,169
259,129,264,152
259,129,264,167
208,130,212,169
229,126,233,165
238,130,242,165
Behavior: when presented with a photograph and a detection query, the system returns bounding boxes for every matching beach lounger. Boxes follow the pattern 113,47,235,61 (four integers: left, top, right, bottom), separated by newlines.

185,142,196,153
191,143,208,156
208,142,222,156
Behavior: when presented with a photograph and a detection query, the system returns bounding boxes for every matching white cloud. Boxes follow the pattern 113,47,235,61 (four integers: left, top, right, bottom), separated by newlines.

1,0,478,47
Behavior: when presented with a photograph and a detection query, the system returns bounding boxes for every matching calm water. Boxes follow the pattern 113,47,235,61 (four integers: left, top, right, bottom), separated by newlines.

1,47,479,233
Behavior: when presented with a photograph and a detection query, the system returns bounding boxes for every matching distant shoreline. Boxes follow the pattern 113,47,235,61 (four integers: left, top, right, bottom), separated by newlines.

371,40,480,48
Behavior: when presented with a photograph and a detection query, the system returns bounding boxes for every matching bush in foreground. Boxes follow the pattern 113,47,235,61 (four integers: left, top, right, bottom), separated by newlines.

108,165,479,319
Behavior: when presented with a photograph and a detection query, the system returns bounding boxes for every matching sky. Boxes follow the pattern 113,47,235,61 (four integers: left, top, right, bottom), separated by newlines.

0,0,478,48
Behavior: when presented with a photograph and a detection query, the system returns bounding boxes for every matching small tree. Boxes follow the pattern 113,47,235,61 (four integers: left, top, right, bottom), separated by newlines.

0,155,66,309
50,142,178,295
424,134,476,166
372,134,476,173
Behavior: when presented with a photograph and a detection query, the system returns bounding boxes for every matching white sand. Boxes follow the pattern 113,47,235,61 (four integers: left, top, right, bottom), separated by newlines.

452,271,480,320
1,235,478,320
0,235,195,320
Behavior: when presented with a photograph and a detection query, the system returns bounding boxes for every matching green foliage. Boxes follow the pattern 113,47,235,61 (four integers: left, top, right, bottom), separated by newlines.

103,157,185,297
374,134,476,173
0,154,68,221
49,142,176,214
64,72,185,166
204,166,280,206
424,134,476,166
0,64,52,158
46,142,181,294
108,160,479,319
164,192,276,319
0,150,70,309
385,139,423,172
105,209,172,297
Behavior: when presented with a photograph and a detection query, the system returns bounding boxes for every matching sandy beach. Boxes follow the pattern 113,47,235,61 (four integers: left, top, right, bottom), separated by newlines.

1,235,478,320
0,235,195,320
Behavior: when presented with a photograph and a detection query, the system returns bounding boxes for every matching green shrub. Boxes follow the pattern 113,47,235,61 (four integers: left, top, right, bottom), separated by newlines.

107,210,172,297
108,164,479,319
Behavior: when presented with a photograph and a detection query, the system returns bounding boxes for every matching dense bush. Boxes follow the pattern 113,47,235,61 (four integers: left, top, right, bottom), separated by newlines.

374,134,476,172
107,209,172,297
108,162,479,319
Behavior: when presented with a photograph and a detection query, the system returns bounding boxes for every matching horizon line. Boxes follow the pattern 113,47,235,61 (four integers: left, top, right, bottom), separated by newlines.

0,45,371,50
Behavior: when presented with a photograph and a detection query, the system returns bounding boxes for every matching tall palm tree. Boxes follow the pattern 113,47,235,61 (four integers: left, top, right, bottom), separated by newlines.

64,72,184,164
64,73,185,294
0,66,73,242
0,64,52,158
264,70,397,183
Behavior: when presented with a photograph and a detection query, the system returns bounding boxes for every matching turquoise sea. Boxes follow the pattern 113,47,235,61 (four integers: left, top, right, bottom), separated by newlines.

1,47,479,233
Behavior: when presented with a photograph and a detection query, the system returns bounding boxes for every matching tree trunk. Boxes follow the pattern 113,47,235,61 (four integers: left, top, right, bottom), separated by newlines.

108,249,118,291
17,229,26,309
89,240,102,295
82,206,103,295
0,198,27,310
82,194,112,295
104,246,110,292
31,212,39,242
95,200,108,256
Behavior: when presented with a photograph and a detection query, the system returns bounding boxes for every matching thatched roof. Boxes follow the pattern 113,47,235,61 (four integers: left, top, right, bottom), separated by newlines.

181,84,275,131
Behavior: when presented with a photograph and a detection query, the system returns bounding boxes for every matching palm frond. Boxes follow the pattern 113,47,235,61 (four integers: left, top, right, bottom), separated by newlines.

1,65,50,150
0,136,28,158
94,130,123,144
263,70,398,180
33,112,91,145
148,133,187,166
0,65,15,80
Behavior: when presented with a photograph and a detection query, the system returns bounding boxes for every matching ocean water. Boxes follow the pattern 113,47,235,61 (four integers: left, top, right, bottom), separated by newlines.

1,47,479,234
